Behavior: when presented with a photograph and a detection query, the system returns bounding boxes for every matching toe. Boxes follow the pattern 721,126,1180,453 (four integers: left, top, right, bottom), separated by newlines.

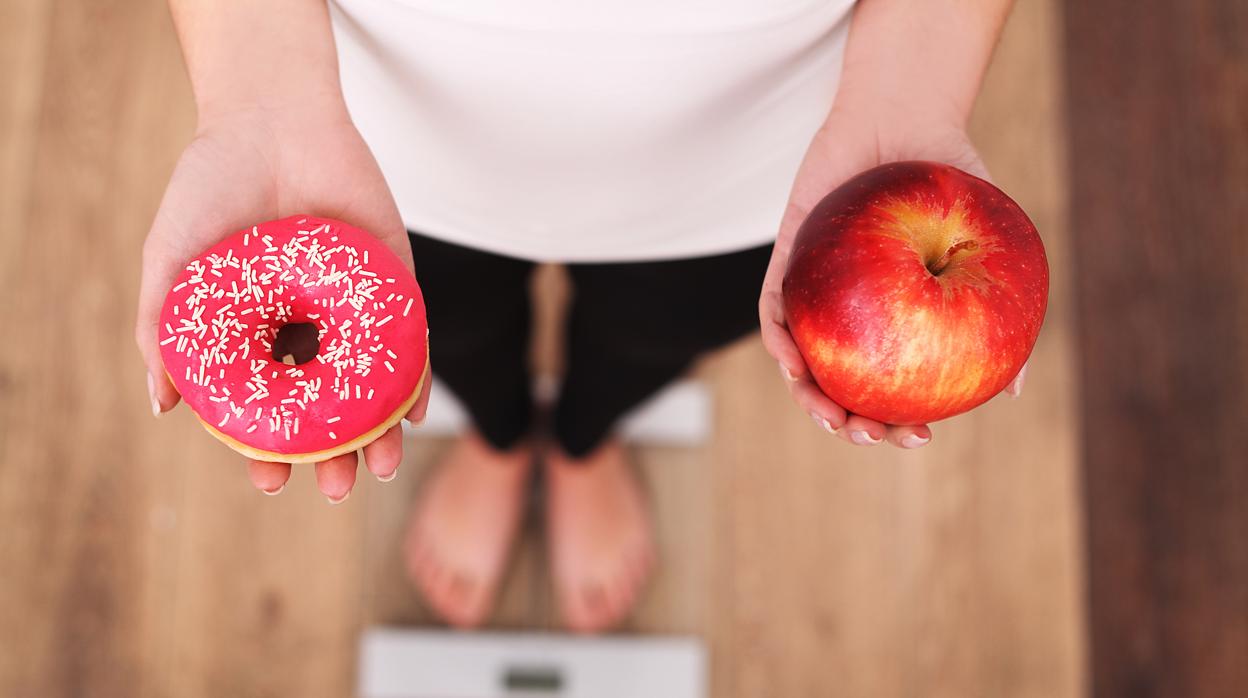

417,551,445,602
607,572,635,623
566,582,613,634
442,572,490,629
403,529,429,585
427,562,466,625
559,586,590,633
627,550,651,600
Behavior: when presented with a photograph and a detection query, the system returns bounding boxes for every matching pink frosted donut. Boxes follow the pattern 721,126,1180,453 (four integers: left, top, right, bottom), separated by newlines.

159,216,429,463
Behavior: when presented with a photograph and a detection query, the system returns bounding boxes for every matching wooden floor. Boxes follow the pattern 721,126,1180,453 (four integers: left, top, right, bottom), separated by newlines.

1065,0,1248,695
0,1,1083,696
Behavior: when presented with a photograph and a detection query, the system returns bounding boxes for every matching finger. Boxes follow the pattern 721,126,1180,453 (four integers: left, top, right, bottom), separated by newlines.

839,414,885,447
136,237,184,416
247,459,292,495
363,424,403,481
315,451,359,504
136,143,276,415
760,291,811,382
885,423,933,450
405,360,433,425
1003,361,1028,398
786,377,848,433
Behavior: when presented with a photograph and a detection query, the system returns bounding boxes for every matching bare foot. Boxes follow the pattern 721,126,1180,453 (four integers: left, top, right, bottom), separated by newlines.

545,439,656,633
404,431,533,628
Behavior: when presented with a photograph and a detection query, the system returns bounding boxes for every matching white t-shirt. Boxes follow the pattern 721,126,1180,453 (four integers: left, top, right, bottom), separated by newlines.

330,0,854,262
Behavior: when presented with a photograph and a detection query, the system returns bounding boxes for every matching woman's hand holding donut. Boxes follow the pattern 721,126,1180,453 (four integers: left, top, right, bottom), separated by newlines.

136,102,429,501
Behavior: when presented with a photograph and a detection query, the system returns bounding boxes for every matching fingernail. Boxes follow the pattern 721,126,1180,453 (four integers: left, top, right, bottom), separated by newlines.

901,434,930,449
377,470,398,483
327,491,351,505
779,362,797,382
262,484,285,496
811,413,837,434
851,430,881,446
147,372,162,417
408,415,426,427
1010,365,1028,398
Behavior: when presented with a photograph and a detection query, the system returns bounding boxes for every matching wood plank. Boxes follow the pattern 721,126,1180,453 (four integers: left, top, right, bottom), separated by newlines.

1063,0,1248,695
0,1,189,696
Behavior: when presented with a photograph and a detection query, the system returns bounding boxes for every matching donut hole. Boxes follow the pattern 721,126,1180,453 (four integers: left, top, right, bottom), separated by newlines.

272,322,321,366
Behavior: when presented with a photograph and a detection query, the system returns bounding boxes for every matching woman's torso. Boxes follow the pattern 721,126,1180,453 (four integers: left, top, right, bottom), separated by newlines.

331,0,855,262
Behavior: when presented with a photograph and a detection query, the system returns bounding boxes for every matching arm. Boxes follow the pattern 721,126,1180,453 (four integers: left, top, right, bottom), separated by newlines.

137,1,428,499
835,0,1013,130
760,0,1018,449
169,0,344,121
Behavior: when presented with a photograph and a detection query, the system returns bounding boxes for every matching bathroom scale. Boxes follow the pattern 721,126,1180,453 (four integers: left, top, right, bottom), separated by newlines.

357,628,707,698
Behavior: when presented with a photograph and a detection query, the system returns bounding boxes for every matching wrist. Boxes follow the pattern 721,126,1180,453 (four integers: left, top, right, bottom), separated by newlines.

828,0,1008,137
171,0,347,132
195,86,350,134
829,80,969,136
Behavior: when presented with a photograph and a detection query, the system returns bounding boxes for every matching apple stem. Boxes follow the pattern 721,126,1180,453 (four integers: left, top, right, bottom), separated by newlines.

928,239,979,275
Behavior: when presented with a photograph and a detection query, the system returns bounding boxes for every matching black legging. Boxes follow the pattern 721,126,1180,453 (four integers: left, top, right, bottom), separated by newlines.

409,232,772,458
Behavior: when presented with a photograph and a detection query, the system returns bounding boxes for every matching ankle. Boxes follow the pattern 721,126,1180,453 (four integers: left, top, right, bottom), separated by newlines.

544,437,625,473
461,430,535,471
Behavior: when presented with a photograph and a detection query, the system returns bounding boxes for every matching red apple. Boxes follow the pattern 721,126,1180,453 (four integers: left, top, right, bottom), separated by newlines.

782,161,1049,425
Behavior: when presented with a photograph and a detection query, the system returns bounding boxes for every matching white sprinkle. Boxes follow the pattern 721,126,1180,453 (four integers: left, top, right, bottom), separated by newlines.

384,361,395,373
376,315,393,327
327,416,341,424
160,336,176,346
329,431,337,440
217,413,229,427
246,423,258,433
403,298,413,317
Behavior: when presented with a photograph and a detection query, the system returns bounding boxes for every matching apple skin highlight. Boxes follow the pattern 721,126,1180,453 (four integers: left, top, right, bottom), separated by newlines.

782,161,1049,425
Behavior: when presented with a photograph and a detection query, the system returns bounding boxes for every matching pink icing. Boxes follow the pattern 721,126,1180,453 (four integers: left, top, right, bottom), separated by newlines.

158,216,428,456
